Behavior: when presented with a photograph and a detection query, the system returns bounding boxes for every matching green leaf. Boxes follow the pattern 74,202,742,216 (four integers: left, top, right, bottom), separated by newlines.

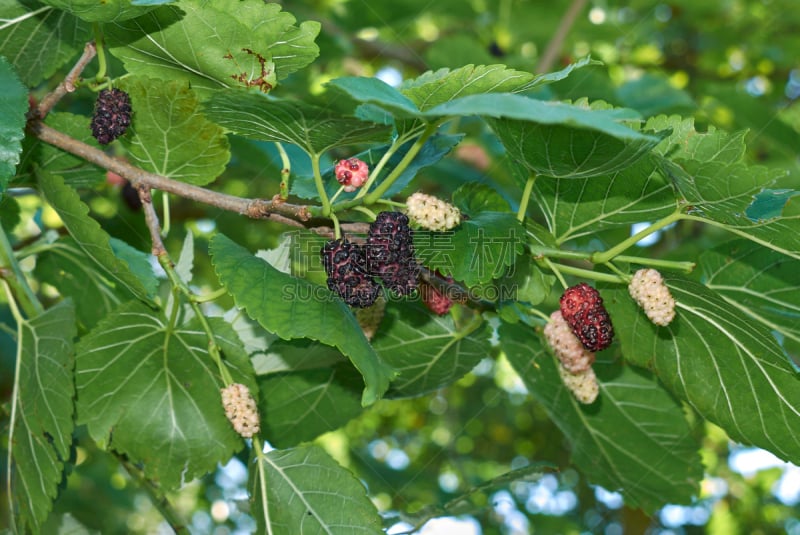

8,300,76,533
106,0,319,97
118,76,230,185
605,275,800,465
416,211,524,286
253,337,346,376
40,0,154,22
32,113,105,186
209,233,396,405
75,301,255,490
533,156,679,243
0,2,91,87
204,91,392,155
249,445,383,535
258,364,363,448
35,237,130,330
501,321,702,510
452,182,511,213
0,193,20,230
699,240,800,365
326,76,421,119
0,56,27,191
480,97,662,179
401,64,537,111
371,301,491,397
37,169,156,302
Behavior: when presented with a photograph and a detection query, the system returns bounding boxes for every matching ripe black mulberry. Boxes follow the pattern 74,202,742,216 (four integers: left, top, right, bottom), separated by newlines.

365,211,419,295
90,88,132,145
321,238,380,308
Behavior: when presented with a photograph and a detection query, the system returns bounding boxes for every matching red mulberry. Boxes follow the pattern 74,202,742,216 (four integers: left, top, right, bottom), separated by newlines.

335,158,369,192
420,279,453,316
559,283,614,352
321,238,380,308
366,211,419,295
90,88,132,145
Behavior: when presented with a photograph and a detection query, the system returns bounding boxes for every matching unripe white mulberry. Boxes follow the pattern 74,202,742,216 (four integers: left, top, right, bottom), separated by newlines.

628,268,676,326
405,192,461,231
557,363,599,404
544,311,595,373
354,295,385,341
220,383,260,438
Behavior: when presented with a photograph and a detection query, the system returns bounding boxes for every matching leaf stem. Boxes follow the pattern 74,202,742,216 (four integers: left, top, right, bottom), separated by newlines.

3,280,24,534
615,255,695,273
92,24,108,83
252,437,274,535
192,286,230,303
275,142,291,200
117,454,190,535
546,261,625,284
0,224,43,318
351,206,377,221
591,210,683,264
161,191,171,237
354,133,410,201
364,123,439,205
517,174,537,223
311,153,332,216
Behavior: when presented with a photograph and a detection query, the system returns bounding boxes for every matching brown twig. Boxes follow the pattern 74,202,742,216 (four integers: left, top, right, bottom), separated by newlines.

137,185,168,256
30,121,313,223
536,0,588,73
33,41,97,120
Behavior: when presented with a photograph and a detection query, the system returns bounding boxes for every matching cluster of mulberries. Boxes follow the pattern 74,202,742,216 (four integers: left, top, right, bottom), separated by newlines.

557,363,599,405
365,211,419,295
90,88,132,145
559,283,614,352
405,192,461,231
220,383,260,438
628,269,676,326
321,238,380,307
544,311,595,373
354,296,385,340
335,158,369,192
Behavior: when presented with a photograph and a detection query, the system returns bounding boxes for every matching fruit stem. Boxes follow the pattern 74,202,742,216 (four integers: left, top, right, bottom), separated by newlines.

603,261,630,282
331,213,342,239
329,185,346,204
311,152,332,216
541,257,568,289
546,261,625,284
517,174,537,223
92,23,109,83
528,307,552,323
161,191,171,237
275,142,291,200
591,210,683,264
364,122,438,205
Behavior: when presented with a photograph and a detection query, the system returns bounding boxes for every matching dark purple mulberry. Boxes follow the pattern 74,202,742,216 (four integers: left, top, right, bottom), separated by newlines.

321,238,380,308
365,211,419,296
90,88,132,145
559,283,614,351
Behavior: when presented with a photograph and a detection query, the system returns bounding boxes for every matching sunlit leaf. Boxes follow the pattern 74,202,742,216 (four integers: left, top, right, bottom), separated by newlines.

76,301,255,490
8,300,76,533
209,233,396,405
0,55,27,191
606,275,800,465
118,76,230,185
37,169,156,302
40,0,154,22
249,445,383,535
0,2,90,87
501,320,702,510
371,301,490,397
